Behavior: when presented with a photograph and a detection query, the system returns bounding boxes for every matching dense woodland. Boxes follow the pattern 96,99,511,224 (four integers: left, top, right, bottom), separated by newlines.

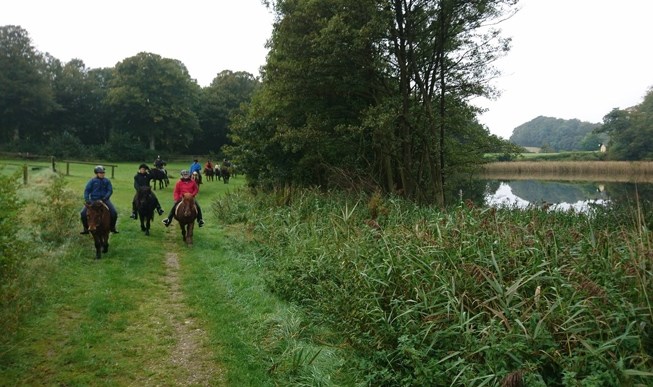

2,0,652,204
509,116,603,152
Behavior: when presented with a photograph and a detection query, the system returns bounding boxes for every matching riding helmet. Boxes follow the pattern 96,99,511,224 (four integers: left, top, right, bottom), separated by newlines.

94,165,105,173
139,163,149,170
180,170,190,177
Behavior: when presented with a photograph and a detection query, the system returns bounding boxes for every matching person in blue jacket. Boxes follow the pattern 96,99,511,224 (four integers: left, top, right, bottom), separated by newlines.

80,165,119,234
189,158,202,175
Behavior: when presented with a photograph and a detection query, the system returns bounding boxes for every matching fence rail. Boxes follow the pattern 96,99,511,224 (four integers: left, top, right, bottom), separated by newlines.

61,161,118,178
1,155,118,183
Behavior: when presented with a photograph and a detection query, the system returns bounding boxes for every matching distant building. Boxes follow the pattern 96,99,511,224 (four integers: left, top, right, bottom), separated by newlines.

599,143,607,153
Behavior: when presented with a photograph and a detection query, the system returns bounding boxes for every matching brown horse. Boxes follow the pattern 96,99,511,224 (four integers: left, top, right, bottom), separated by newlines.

85,200,110,259
173,193,197,246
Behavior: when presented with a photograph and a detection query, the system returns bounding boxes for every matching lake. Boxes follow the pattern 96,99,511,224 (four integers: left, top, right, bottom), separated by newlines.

477,177,653,212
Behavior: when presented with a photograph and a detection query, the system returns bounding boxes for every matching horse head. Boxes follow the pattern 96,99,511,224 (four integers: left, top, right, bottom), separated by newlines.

86,201,110,232
137,185,152,202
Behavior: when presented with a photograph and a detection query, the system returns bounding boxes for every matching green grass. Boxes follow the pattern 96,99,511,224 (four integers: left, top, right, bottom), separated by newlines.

6,159,652,385
0,160,348,385
212,188,653,386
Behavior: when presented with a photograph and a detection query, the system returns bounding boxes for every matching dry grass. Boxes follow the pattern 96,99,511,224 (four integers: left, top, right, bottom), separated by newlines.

481,161,653,182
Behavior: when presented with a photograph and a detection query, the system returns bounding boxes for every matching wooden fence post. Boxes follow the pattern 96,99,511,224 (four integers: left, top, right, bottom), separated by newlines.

22,164,28,185
51,156,56,172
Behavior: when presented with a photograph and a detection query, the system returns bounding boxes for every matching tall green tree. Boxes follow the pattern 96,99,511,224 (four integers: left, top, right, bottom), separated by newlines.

106,52,200,152
196,70,259,155
0,25,56,144
230,0,384,188
599,87,653,160
378,0,517,205
233,0,517,205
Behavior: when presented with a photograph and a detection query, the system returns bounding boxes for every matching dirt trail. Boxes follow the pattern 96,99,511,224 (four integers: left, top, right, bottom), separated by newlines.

160,251,225,386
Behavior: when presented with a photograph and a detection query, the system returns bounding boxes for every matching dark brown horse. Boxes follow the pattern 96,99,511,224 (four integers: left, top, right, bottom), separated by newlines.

85,200,110,259
136,186,156,236
173,193,197,246
204,166,214,182
148,168,169,190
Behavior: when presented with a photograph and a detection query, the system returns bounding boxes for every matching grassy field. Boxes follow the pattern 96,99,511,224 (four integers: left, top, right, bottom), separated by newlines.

0,160,348,385
2,158,652,385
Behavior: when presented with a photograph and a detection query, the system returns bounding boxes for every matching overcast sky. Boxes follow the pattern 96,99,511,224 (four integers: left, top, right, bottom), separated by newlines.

3,0,653,140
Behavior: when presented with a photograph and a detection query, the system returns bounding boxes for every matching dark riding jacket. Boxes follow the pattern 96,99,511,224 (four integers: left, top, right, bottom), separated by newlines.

133,172,151,190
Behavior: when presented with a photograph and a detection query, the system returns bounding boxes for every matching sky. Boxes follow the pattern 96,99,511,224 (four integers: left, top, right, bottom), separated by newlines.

3,0,653,140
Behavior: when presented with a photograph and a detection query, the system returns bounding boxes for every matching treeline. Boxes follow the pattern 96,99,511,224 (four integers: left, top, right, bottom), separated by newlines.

510,116,604,152
2,0,525,206
509,87,653,159
0,25,258,161
226,0,521,205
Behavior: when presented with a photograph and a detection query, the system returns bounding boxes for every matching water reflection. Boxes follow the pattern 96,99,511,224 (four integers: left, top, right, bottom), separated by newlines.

478,179,652,212
484,181,608,212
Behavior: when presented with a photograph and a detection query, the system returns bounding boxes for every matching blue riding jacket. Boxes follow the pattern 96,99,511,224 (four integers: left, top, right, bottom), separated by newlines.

81,176,117,218
189,161,202,175
84,176,113,202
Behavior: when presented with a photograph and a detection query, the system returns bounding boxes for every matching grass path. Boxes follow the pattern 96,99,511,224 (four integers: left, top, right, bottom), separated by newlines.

1,162,252,385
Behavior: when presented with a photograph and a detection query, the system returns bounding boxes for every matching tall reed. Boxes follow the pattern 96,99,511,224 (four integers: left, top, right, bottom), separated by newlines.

482,161,653,183
214,188,653,385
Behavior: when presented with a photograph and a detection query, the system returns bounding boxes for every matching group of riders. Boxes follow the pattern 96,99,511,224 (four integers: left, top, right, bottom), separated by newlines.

79,155,231,234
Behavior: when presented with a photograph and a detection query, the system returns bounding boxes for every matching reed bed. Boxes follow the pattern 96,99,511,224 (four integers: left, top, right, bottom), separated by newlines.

214,188,653,386
482,161,653,183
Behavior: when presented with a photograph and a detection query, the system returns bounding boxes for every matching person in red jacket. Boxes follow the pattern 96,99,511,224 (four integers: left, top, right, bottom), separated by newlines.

162,170,205,227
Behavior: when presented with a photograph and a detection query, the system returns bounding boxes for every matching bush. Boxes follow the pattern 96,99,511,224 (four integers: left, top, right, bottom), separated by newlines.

45,131,89,159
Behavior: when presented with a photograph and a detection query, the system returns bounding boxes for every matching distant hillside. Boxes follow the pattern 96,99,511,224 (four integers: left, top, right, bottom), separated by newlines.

509,116,604,151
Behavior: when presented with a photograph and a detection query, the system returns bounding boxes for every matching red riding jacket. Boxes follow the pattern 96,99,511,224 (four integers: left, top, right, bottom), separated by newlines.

173,178,199,202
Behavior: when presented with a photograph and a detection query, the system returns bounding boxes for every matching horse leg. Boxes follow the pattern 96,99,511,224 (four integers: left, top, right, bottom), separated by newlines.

187,223,194,246
94,236,102,259
145,216,150,236
181,224,187,241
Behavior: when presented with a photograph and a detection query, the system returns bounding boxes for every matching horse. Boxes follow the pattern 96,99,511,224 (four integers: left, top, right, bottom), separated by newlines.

214,165,222,181
149,168,169,190
85,200,110,259
173,193,197,246
136,186,156,236
191,171,202,186
221,165,230,184
204,167,214,182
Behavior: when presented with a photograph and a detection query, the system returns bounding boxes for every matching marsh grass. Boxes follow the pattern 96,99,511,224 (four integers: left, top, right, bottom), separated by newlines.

482,161,653,183
214,188,653,385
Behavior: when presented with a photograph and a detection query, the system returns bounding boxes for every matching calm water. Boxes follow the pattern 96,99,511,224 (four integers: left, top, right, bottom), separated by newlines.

477,179,653,212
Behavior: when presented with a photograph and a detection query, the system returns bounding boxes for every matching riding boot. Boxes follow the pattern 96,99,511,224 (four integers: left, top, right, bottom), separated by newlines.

131,197,138,219
80,214,89,234
110,216,119,233
196,206,205,227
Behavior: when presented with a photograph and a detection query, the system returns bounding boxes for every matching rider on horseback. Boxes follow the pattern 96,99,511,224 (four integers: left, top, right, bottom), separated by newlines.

130,163,164,219
154,155,165,170
162,170,205,227
80,165,119,234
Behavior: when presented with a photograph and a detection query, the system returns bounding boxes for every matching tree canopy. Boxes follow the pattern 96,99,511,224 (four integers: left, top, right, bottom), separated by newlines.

229,0,519,205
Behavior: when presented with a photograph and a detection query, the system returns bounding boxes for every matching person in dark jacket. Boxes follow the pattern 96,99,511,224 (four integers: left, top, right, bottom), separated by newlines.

80,165,119,234
130,163,164,219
